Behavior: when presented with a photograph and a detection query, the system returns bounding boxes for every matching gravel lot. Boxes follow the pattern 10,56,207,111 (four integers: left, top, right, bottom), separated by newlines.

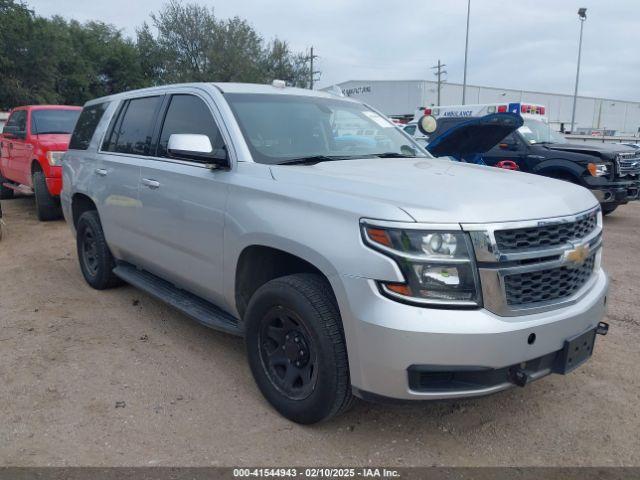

0,196,639,467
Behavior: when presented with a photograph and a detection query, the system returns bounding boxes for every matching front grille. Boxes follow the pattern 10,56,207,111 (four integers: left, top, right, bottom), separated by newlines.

494,211,597,252
616,154,640,177
504,254,596,306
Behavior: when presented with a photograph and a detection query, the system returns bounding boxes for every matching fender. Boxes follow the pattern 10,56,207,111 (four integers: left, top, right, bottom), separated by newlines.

531,158,586,181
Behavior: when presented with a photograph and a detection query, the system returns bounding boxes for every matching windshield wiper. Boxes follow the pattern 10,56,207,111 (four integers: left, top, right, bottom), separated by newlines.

278,155,354,165
370,152,416,158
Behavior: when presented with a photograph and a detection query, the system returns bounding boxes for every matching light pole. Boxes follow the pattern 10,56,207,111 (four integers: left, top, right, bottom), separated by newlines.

570,8,587,133
462,0,471,105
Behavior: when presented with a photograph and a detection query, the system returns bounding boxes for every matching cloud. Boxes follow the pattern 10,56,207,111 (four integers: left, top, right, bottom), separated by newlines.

26,0,640,101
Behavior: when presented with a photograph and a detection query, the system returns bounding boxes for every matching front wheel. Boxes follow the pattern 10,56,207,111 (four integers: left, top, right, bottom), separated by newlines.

32,170,61,221
601,204,618,216
245,273,354,424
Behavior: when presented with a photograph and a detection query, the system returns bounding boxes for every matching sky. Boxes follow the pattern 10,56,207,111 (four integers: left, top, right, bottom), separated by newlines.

26,0,640,101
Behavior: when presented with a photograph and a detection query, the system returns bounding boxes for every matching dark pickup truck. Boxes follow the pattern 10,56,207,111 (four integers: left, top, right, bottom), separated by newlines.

479,119,640,215
410,110,640,215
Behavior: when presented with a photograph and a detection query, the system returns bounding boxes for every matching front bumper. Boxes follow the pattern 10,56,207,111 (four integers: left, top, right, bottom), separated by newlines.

589,179,640,204
335,269,608,401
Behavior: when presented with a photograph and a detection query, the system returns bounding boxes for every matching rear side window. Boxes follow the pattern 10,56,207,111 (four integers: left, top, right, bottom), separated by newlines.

69,103,108,150
157,94,223,158
103,96,162,156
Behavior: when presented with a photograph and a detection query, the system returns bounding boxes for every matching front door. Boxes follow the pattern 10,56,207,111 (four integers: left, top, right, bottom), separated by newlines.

1,110,30,184
481,132,526,171
136,93,229,306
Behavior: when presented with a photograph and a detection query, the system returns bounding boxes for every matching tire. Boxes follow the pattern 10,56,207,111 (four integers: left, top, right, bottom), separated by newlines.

76,210,122,290
0,172,14,200
601,204,618,216
32,170,61,221
245,273,354,424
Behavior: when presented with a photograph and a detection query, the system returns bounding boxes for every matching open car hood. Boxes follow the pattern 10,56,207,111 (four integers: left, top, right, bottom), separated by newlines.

426,113,523,158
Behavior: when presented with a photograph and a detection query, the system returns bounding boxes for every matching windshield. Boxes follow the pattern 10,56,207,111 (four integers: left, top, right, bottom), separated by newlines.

518,118,567,144
31,109,80,135
224,93,428,164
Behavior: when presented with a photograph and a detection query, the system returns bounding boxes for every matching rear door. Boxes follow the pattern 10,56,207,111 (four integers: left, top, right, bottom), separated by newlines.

96,95,164,262
135,92,229,306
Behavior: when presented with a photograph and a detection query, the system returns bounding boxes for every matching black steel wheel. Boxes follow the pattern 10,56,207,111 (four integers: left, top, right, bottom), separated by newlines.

76,210,122,290
245,273,354,424
258,306,317,400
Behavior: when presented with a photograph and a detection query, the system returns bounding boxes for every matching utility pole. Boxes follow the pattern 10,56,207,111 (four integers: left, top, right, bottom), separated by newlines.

570,8,587,133
462,0,471,105
431,60,447,106
309,46,319,90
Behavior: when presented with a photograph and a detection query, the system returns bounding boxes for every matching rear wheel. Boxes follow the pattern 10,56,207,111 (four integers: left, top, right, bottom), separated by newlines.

32,170,61,221
601,204,618,216
245,273,354,424
76,210,122,289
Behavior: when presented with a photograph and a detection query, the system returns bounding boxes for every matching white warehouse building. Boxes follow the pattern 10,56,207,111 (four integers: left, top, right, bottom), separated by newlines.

325,80,640,135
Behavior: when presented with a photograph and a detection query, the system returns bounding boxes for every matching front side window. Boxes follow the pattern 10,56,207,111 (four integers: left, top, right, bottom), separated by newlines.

519,119,567,145
31,109,80,135
69,103,108,150
4,110,27,133
225,93,428,164
157,94,223,158
104,96,162,155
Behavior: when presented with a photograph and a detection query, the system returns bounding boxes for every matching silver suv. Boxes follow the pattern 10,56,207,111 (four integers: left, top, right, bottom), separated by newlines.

62,82,609,424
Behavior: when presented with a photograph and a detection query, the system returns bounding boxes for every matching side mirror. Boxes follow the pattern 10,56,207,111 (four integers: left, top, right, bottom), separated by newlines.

167,134,228,168
2,126,24,139
498,141,519,151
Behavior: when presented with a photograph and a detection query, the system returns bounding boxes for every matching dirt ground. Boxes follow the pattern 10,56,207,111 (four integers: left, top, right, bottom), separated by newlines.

0,195,639,467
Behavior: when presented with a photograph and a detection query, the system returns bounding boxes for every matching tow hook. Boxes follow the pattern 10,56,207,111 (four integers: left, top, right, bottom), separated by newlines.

596,321,609,336
510,367,532,388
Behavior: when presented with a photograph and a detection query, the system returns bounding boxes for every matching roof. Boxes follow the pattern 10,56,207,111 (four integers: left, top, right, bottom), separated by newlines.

10,105,82,111
84,82,349,107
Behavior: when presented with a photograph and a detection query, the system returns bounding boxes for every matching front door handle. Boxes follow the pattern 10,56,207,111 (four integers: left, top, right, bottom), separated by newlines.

141,178,160,189
95,168,108,176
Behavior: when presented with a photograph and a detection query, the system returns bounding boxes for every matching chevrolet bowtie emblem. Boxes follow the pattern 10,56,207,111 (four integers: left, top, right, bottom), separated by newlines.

565,244,590,267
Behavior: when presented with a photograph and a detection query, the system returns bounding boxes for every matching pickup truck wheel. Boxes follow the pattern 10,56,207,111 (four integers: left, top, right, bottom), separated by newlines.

601,204,618,216
32,170,61,221
76,210,122,290
0,173,14,199
245,273,354,424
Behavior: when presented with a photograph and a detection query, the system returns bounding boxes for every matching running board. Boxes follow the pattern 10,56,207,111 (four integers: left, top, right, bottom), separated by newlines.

3,182,33,195
113,263,243,337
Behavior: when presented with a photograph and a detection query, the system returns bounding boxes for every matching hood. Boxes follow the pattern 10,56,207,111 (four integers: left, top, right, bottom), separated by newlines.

270,157,598,224
426,113,523,158
35,133,72,151
543,142,635,158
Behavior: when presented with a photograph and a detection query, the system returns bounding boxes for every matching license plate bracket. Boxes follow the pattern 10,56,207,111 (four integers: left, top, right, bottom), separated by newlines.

554,327,597,374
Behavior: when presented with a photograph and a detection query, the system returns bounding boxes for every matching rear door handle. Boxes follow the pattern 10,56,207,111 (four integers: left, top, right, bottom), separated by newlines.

141,178,160,189
95,168,107,176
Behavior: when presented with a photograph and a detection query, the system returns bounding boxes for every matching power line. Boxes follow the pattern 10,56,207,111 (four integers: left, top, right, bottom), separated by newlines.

431,59,447,106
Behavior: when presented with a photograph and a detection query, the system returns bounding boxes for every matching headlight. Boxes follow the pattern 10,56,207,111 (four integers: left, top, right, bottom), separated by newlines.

46,151,65,166
587,162,610,177
362,223,482,307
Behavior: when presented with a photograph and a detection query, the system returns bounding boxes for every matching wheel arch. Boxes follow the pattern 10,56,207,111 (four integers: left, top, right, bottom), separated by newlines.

233,242,338,320
532,159,584,182
71,193,98,229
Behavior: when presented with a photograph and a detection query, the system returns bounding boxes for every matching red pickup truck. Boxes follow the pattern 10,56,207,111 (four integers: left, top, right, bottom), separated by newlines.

0,105,81,220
